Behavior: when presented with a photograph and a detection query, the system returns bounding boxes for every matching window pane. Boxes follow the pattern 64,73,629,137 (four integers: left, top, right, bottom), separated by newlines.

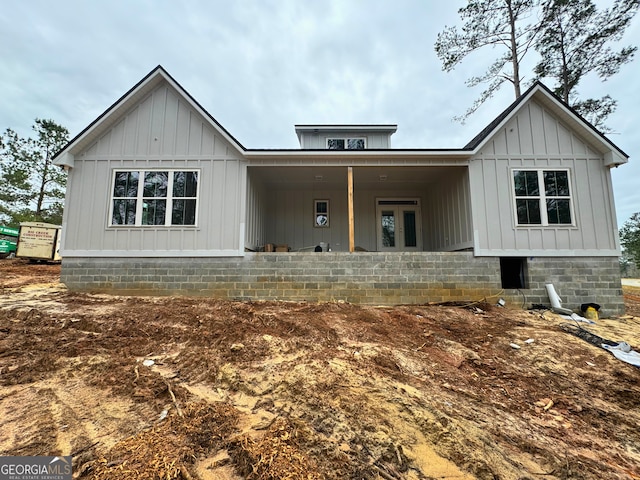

112,199,136,225
113,171,138,198
547,199,572,224
172,199,196,225
173,172,185,197
173,171,198,197
143,172,168,197
381,210,395,247
544,171,569,196
513,171,539,196
516,199,541,224
142,199,166,225
347,138,365,150
403,211,417,247
315,201,327,214
328,139,345,150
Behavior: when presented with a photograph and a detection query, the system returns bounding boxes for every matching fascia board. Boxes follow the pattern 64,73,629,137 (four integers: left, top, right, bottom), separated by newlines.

294,124,398,133
244,149,472,159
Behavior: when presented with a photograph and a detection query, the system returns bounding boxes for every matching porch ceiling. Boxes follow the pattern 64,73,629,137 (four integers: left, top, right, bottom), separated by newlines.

248,166,466,190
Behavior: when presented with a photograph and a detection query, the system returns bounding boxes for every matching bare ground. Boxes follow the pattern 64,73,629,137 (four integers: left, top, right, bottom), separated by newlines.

1,259,639,480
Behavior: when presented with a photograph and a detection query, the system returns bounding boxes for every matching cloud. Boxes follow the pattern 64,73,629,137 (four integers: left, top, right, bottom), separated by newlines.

1,0,637,223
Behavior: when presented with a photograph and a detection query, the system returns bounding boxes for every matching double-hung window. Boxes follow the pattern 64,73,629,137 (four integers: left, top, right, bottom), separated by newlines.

314,199,329,227
111,170,199,226
327,138,366,150
513,169,572,226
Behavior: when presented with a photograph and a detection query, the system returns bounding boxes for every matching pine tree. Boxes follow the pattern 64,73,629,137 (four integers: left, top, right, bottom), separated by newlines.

534,0,639,128
0,119,69,226
434,0,542,121
620,213,640,271
435,0,639,126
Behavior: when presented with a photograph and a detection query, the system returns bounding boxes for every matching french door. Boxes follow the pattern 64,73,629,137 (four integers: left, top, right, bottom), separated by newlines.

376,199,422,252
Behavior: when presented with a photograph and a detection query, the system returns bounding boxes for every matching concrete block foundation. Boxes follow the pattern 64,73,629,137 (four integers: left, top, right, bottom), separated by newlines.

61,252,624,316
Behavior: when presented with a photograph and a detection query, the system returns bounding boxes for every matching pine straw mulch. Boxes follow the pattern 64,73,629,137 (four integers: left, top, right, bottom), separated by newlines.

86,401,238,480
229,417,322,480
84,402,323,480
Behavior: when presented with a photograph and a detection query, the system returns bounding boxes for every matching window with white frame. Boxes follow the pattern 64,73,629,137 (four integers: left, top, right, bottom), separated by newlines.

512,169,572,225
327,138,366,150
111,170,199,226
314,199,329,227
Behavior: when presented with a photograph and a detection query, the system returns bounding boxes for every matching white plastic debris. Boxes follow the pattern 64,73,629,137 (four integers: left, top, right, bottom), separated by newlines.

602,342,640,367
510,343,521,350
142,359,155,367
615,341,632,353
560,313,595,325
525,338,535,344
159,409,168,421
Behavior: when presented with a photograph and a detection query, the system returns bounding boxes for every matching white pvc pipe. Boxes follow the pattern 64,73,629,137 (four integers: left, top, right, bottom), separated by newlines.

545,284,562,308
545,283,573,314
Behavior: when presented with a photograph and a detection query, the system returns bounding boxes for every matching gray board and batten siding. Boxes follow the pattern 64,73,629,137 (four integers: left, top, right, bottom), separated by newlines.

469,98,620,257
62,82,247,257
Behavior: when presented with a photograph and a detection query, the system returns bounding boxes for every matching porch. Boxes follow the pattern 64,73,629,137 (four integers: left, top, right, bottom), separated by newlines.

245,165,473,253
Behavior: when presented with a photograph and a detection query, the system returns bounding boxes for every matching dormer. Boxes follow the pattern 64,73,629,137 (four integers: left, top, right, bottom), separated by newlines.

294,125,397,150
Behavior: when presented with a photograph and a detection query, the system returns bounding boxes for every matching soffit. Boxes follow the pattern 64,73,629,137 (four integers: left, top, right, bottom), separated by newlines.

248,165,465,190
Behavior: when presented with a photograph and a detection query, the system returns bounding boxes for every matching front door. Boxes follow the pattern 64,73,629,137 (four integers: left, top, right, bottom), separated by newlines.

376,199,422,251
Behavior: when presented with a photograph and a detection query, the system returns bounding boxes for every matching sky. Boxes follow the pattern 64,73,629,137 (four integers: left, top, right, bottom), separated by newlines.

1,0,638,226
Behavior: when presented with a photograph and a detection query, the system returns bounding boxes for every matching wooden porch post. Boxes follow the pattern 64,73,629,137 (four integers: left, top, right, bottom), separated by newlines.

348,166,355,252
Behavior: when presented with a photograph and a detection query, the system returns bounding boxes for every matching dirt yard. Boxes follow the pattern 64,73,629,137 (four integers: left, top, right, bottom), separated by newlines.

1,259,639,480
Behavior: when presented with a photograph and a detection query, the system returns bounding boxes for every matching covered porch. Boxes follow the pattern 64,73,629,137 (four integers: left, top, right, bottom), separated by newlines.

244,164,473,253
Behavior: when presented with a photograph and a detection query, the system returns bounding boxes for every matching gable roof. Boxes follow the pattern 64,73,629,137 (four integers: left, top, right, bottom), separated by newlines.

53,67,628,168
53,65,246,168
464,81,628,166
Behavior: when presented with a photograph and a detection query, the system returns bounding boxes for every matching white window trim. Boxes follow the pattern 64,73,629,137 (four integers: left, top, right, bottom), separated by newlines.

109,169,200,227
313,199,330,227
511,168,575,227
326,137,367,150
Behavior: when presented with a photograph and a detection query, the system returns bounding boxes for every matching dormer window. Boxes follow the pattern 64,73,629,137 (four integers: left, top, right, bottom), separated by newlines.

327,138,366,150
295,125,396,149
